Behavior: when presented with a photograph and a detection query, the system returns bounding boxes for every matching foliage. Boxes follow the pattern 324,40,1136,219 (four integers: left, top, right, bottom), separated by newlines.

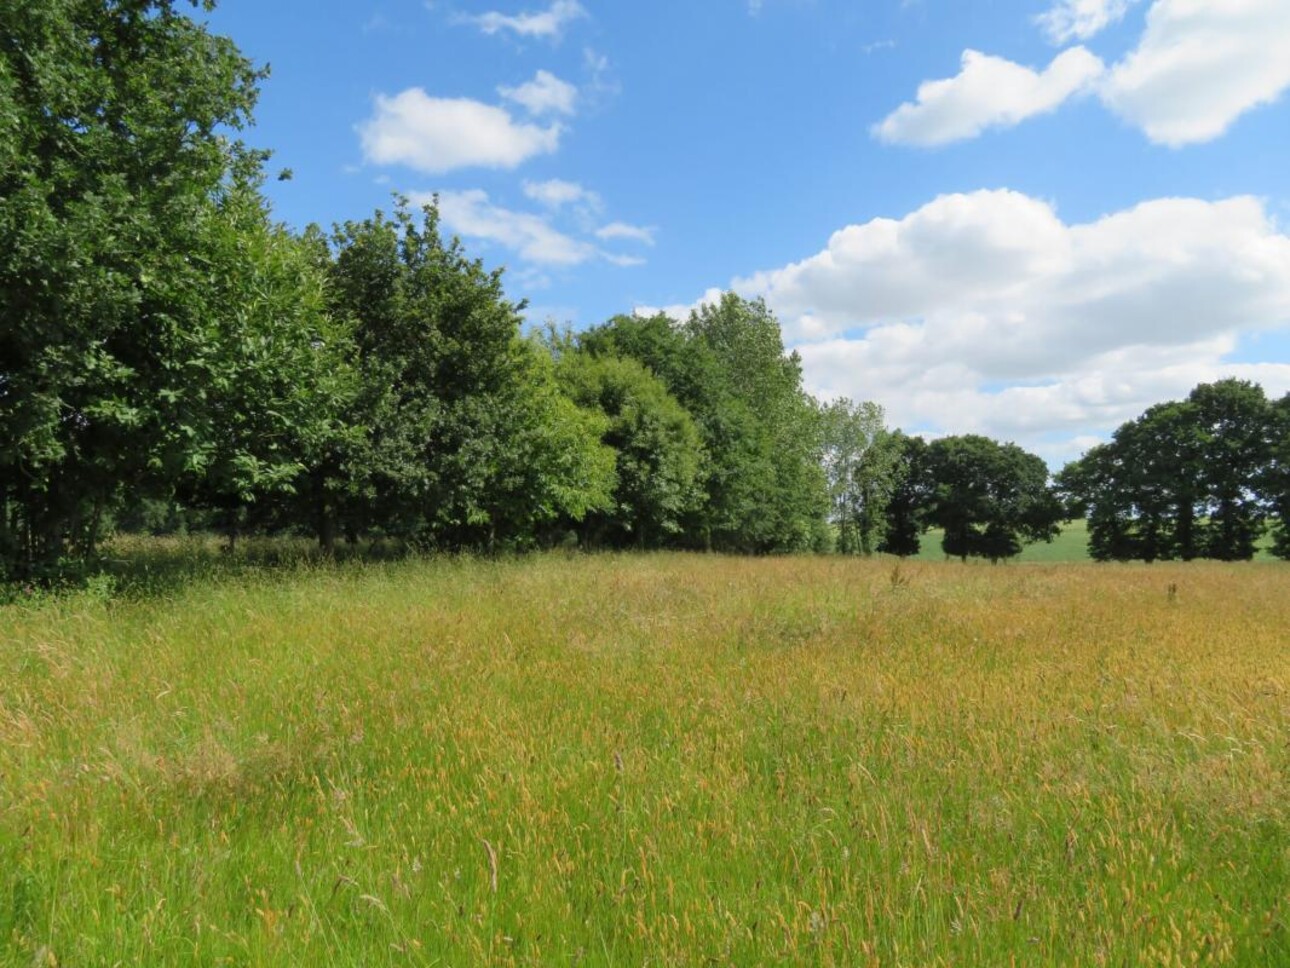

1190,379,1279,560
878,432,933,557
926,435,1062,562
583,297,830,553
685,295,829,552
1060,380,1282,562
440,339,616,550
555,347,704,548
819,398,899,555
176,186,349,545
0,0,265,580
1267,392,1290,560
316,201,615,552
320,205,456,545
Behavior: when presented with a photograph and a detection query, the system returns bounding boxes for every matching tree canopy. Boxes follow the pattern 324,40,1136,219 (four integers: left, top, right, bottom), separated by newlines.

578,297,829,554
820,399,899,555
925,435,1062,562
2,2,1286,582
0,0,267,578
554,346,703,549
1058,380,1285,562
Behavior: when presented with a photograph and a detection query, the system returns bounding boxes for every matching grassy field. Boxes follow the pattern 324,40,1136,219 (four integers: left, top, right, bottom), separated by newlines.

1,550,1287,966
915,519,1280,564
915,520,1094,563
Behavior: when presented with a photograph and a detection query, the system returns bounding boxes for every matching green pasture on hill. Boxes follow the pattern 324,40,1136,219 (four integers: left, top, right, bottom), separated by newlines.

915,519,1093,563
915,518,1280,563
1,550,1287,966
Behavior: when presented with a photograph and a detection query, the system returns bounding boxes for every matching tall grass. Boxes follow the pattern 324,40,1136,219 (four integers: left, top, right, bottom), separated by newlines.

1,552,1286,965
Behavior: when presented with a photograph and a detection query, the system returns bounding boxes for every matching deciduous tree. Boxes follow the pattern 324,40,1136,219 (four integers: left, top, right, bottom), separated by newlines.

819,399,898,555
0,0,266,579
878,433,933,557
580,297,829,553
555,348,703,549
319,200,614,552
1061,380,1279,562
926,435,1061,562
1270,393,1290,560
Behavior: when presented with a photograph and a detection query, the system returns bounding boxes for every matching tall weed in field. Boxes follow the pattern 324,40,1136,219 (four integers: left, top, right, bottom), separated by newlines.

1,553,1286,965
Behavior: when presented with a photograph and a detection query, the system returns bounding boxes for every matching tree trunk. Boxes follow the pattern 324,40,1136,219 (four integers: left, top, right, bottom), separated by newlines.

82,496,104,559
318,501,336,558
223,506,239,555
313,467,338,558
1176,502,1196,560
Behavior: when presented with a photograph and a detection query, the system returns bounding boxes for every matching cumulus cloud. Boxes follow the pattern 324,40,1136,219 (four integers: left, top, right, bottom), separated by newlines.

595,222,656,246
880,1,1290,148
499,70,578,117
465,0,587,40
1102,0,1290,146
873,48,1105,146
654,190,1290,458
1037,0,1138,43
799,334,1290,459
740,190,1290,363
359,89,560,173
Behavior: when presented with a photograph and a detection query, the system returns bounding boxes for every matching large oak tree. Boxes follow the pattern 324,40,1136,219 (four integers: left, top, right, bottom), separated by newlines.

0,0,281,578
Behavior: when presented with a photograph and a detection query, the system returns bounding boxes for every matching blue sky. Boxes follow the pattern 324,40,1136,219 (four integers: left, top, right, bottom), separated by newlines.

207,0,1290,463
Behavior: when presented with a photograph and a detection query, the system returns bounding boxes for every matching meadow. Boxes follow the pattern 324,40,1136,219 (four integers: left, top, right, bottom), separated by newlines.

913,519,1279,564
1,548,1286,966
913,520,1094,564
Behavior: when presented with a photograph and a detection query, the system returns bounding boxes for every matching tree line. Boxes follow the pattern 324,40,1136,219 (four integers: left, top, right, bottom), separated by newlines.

2,2,1287,583
1057,379,1290,562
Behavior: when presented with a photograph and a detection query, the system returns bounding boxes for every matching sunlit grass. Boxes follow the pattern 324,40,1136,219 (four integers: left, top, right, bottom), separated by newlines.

916,518,1280,563
915,520,1094,563
2,552,1286,965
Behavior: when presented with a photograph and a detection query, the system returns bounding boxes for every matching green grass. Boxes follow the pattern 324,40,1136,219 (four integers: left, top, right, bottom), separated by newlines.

2,550,1287,965
916,520,1094,563
917,518,1281,563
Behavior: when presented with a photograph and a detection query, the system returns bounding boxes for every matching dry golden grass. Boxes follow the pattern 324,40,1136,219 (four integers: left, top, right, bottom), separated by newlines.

1,552,1287,965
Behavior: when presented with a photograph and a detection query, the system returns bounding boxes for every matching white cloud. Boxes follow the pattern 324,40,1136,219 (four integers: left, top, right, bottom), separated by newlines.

798,334,1290,463
873,48,1105,146
655,190,1290,459
522,178,601,210
499,70,578,117
882,0,1290,148
360,89,560,173
595,222,656,246
417,190,648,271
633,288,726,324
466,0,586,40
603,253,647,268
1102,0,1290,146
1037,0,1138,43
421,189,596,266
